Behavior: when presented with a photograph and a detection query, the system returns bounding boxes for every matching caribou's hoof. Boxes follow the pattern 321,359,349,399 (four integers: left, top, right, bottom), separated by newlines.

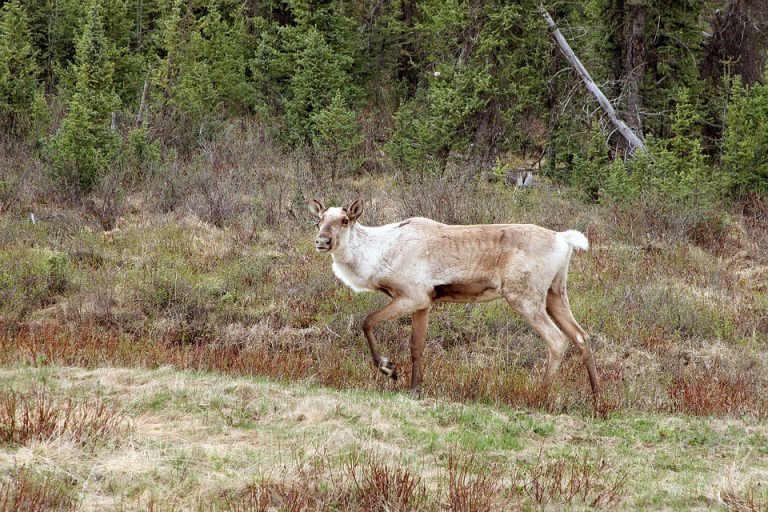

408,387,421,399
378,357,397,380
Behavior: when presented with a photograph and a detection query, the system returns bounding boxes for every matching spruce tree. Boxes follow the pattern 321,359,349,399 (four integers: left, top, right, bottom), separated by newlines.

49,1,120,195
0,0,45,134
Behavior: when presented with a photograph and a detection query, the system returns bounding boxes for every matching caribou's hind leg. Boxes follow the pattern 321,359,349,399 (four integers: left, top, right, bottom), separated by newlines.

505,295,570,396
547,286,600,404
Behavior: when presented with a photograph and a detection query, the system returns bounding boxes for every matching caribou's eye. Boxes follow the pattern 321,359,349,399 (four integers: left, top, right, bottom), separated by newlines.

342,218,349,226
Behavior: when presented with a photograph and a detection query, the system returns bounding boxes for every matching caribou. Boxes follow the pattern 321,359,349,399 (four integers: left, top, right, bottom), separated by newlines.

310,198,599,404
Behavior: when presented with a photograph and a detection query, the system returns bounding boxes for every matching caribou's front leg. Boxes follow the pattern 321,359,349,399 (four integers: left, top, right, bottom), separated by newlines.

409,308,430,398
362,296,426,381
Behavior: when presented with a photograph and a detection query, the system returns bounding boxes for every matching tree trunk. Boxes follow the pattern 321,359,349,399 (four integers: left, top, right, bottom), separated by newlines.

609,0,626,98
137,66,152,128
538,5,646,155
625,3,647,135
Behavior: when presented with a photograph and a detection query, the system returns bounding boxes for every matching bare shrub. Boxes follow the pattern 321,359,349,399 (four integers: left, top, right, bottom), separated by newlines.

188,166,249,228
0,388,124,446
349,456,429,512
0,467,77,512
512,452,627,509
392,171,508,226
85,166,126,231
668,364,765,417
224,482,317,512
721,482,768,512
445,455,498,512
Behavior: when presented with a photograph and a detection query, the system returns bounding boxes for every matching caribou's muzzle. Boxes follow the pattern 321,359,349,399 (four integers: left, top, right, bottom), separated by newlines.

315,234,332,252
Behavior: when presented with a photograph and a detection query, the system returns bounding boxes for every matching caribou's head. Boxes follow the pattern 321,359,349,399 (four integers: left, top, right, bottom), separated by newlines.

309,199,364,253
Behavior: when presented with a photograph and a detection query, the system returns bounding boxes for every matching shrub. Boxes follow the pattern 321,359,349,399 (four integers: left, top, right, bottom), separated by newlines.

0,249,73,321
282,28,360,148
48,2,121,196
721,75,768,199
0,0,46,136
125,127,162,181
385,63,492,176
153,2,254,145
511,452,627,509
0,467,76,512
0,388,124,445
311,92,363,179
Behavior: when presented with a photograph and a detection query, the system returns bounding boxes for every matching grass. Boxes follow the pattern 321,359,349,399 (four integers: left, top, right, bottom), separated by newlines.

0,387,124,446
0,364,765,510
1,140,767,509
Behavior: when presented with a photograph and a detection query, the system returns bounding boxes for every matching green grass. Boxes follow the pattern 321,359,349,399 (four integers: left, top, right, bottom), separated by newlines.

1,364,766,510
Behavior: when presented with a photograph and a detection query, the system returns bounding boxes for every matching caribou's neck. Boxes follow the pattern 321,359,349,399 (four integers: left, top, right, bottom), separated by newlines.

330,222,396,292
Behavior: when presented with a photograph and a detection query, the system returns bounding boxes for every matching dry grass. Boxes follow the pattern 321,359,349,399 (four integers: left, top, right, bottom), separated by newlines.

1,365,765,510
512,451,627,509
0,467,77,512
0,387,124,446
721,482,768,512
2,319,767,418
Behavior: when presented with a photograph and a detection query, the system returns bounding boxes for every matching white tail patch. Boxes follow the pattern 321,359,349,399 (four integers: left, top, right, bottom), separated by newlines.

558,230,589,252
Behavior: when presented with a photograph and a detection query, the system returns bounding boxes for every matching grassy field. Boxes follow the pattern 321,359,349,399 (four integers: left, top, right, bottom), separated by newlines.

1,167,768,509
1,364,767,510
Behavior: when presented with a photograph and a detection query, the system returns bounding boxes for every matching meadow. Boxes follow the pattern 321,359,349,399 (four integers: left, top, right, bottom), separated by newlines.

1,128,768,509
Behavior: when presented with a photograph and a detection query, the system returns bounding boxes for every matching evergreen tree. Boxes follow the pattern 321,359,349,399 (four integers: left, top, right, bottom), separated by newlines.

49,1,121,195
282,27,358,146
154,0,255,143
722,76,768,198
0,0,45,134
311,92,363,179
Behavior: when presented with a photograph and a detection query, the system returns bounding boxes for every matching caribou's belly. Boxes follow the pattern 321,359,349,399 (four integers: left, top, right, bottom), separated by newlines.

431,280,502,303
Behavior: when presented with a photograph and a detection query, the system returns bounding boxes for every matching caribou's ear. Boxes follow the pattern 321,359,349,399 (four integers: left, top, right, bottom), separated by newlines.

346,199,364,222
308,199,325,218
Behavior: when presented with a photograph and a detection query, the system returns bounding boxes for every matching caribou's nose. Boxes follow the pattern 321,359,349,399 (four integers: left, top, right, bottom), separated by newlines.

315,235,332,252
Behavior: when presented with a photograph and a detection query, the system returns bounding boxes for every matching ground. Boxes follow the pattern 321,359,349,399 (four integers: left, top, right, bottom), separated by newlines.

1,365,766,510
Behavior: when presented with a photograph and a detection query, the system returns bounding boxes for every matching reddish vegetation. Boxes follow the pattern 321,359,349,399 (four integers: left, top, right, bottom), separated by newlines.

513,451,627,508
445,455,498,512
215,453,626,511
669,364,766,417
0,468,76,512
721,482,768,512
1,321,766,417
0,388,124,446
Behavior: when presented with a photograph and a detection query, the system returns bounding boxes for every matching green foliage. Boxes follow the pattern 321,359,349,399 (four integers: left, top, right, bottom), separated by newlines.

0,249,73,320
311,93,363,178
386,63,492,175
154,0,255,141
49,1,121,195
572,89,727,215
2,0,766,203
571,122,611,201
386,0,549,175
279,27,359,146
721,76,768,198
0,0,46,134
125,127,162,179
642,3,708,138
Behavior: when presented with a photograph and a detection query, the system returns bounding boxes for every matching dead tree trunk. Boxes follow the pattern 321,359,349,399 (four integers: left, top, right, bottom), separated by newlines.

625,3,647,134
538,5,646,155
137,66,152,128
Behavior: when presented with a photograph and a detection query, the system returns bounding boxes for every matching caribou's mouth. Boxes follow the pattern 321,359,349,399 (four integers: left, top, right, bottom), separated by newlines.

315,244,331,253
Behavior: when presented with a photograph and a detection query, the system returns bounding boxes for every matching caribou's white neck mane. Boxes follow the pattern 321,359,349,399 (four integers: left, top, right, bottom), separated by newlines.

330,221,397,293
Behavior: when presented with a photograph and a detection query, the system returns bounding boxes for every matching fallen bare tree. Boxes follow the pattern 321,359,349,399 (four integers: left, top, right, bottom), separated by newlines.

538,5,646,155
